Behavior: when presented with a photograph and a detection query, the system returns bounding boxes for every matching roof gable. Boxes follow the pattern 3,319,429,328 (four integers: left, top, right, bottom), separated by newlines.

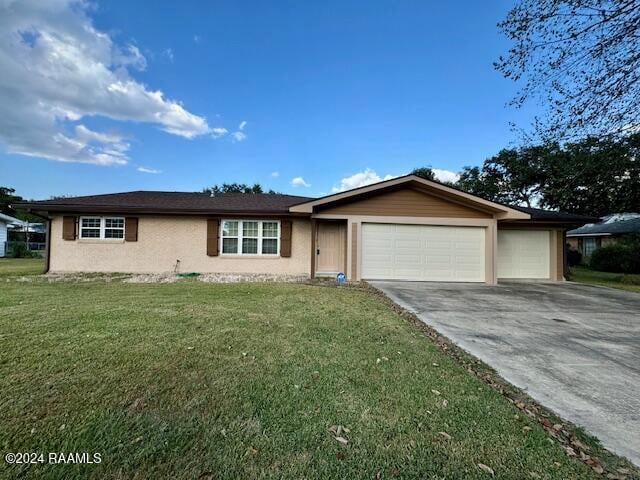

290,175,530,220
317,186,493,218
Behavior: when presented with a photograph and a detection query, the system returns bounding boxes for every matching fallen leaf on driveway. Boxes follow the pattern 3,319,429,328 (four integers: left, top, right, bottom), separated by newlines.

478,463,495,476
571,438,589,451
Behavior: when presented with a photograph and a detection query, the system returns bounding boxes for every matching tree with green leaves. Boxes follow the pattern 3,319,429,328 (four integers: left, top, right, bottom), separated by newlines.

0,186,42,222
410,167,436,181
455,135,640,216
496,0,640,141
539,135,640,216
457,146,551,207
202,183,278,195
1,187,22,216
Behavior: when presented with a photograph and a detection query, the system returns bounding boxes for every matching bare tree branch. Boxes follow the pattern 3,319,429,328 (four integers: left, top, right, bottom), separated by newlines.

496,0,640,141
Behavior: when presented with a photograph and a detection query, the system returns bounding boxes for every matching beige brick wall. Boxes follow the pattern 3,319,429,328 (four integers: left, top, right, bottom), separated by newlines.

49,215,312,275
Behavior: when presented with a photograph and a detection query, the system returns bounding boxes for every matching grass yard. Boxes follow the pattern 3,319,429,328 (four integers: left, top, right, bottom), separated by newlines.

0,257,44,277
569,265,640,294
0,265,605,479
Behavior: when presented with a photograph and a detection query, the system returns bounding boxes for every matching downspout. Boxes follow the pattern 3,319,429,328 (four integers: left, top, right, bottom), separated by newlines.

562,229,567,280
310,218,317,279
43,217,51,273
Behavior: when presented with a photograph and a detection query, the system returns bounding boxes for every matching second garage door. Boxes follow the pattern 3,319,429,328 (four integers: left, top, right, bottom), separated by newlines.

361,223,485,282
497,230,551,279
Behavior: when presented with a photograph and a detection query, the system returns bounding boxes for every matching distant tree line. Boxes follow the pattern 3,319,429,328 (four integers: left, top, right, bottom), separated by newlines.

413,134,640,218
202,183,279,195
6,131,639,221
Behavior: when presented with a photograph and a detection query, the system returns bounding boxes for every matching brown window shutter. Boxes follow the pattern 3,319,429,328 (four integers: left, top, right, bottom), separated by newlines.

62,216,77,240
207,218,220,256
125,217,138,242
280,220,292,257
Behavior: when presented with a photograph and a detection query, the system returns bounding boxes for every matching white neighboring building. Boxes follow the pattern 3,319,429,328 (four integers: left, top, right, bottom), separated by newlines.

0,213,25,257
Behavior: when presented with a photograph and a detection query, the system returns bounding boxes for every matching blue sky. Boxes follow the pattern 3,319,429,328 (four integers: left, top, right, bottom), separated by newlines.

1,0,536,200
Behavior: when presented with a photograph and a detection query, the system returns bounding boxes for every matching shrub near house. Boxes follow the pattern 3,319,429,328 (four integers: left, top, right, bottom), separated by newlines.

589,236,640,274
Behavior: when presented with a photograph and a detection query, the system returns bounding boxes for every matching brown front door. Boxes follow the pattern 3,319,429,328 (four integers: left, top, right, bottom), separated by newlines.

316,222,346,273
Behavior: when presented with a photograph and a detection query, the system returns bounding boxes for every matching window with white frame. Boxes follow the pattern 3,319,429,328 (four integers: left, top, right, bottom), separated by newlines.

79,217,125,240
221,220,279,255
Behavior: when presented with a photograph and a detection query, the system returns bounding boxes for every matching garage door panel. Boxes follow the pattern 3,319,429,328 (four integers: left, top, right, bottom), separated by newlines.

497,230,550,279
362,223,485,282
395,239,422,249
367,223,394,234
396,252,424,261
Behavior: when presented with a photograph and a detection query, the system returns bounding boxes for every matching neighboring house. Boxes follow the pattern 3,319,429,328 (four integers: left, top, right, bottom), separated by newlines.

17,175,595,283
8,222,46,233
0,213,25,257
567,214,640,258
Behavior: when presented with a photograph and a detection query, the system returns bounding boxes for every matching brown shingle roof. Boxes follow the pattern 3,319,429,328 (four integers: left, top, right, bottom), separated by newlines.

17,191,314,215
17,188,596,224
511,206,599,223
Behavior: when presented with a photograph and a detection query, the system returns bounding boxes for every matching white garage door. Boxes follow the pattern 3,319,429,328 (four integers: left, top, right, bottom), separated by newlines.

497,230,550,279
361,223,486,282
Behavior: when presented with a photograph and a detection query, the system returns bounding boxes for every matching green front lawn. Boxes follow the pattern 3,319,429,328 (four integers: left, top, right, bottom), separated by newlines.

0,269,605,479
0,257,44,277
569,265,640,294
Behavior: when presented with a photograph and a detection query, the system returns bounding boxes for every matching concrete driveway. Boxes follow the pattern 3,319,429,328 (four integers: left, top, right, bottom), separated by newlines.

370,280,640,465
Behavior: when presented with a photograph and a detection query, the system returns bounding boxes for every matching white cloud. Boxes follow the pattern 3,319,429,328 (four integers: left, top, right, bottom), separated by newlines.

0,0,223,166
137,166,161,174
163,48,174,62
113,44,147,71
332,168,397,193
432,168,460,184
229,121,248,142
211,127,228,138
231,131,247,142
271,171,279,177
291,177,311,188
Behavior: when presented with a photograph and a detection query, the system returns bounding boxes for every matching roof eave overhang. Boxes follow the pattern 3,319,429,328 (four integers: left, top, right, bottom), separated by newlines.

501,216,600,226
289,175,531,219
15,204,304,217
566,232,614,237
